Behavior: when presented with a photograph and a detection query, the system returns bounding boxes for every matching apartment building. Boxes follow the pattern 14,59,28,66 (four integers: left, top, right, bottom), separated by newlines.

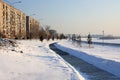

0,0,26,39
26,16,40,39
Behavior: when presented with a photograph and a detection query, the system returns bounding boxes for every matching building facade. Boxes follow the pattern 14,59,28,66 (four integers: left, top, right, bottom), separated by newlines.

26,16,40,39
0,0,26,39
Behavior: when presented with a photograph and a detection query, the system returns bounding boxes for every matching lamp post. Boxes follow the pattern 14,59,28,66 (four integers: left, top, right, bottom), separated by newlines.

12,1,22,5
12,1,22,4
3,0,22,5
3,0,10,4
102,30,104,45
30,14,36,17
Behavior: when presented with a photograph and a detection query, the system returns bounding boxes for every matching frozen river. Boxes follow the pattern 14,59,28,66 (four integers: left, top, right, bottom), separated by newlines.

50,43,120,80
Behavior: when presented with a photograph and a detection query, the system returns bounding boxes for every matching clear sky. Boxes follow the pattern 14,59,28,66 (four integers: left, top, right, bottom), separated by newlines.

8,0,120,36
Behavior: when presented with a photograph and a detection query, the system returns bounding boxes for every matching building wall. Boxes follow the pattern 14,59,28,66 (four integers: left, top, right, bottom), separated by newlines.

0,1,40,39
26,16,40,39
20,13,26,39
0,1,3,37
0,1,26,39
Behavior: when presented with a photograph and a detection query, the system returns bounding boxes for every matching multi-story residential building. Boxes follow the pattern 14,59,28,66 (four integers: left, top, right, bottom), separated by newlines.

0,1,3,37
0,0,40,39
0,0,26,39
26,16,40,39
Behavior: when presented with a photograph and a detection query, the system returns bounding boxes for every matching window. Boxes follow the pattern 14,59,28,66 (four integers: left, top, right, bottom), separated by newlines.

3,5,4,9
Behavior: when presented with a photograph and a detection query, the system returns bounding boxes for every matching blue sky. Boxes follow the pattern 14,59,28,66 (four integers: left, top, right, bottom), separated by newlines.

7,0,120,36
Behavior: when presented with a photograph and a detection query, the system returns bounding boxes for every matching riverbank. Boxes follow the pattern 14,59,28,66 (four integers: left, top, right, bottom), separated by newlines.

54,40,120,78
50,43,120,80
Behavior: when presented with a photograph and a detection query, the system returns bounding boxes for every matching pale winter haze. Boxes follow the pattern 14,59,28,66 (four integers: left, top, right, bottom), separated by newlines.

8,0,120,36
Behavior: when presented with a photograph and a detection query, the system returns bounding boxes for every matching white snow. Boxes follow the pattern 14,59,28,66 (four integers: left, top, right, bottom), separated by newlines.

0,39,84,80
55,39,120,78
1,38,120,80
82,38,120,44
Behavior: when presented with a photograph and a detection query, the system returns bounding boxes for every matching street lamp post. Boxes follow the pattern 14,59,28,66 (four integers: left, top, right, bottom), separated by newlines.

12,1,22,5
3,0,22,5
30,14,36,16
102,30,104,45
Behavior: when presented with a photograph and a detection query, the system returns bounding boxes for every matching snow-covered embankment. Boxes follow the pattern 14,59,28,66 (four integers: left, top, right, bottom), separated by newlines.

55,40,120,78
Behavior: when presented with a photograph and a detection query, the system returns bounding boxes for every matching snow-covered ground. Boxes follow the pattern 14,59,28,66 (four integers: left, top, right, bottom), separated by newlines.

0,39,84,80
1,38,120,80
55,39,120,78
82,38,120,44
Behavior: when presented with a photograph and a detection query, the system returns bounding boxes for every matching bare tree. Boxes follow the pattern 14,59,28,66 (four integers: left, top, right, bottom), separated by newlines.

77,34,82,47
44,25,50,31
87,33,92,47
44,25,51,40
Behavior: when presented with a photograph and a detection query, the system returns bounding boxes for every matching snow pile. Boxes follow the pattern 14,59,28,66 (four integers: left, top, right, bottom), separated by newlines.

55,40,120,78
0,38,17,47
0,39,84,80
